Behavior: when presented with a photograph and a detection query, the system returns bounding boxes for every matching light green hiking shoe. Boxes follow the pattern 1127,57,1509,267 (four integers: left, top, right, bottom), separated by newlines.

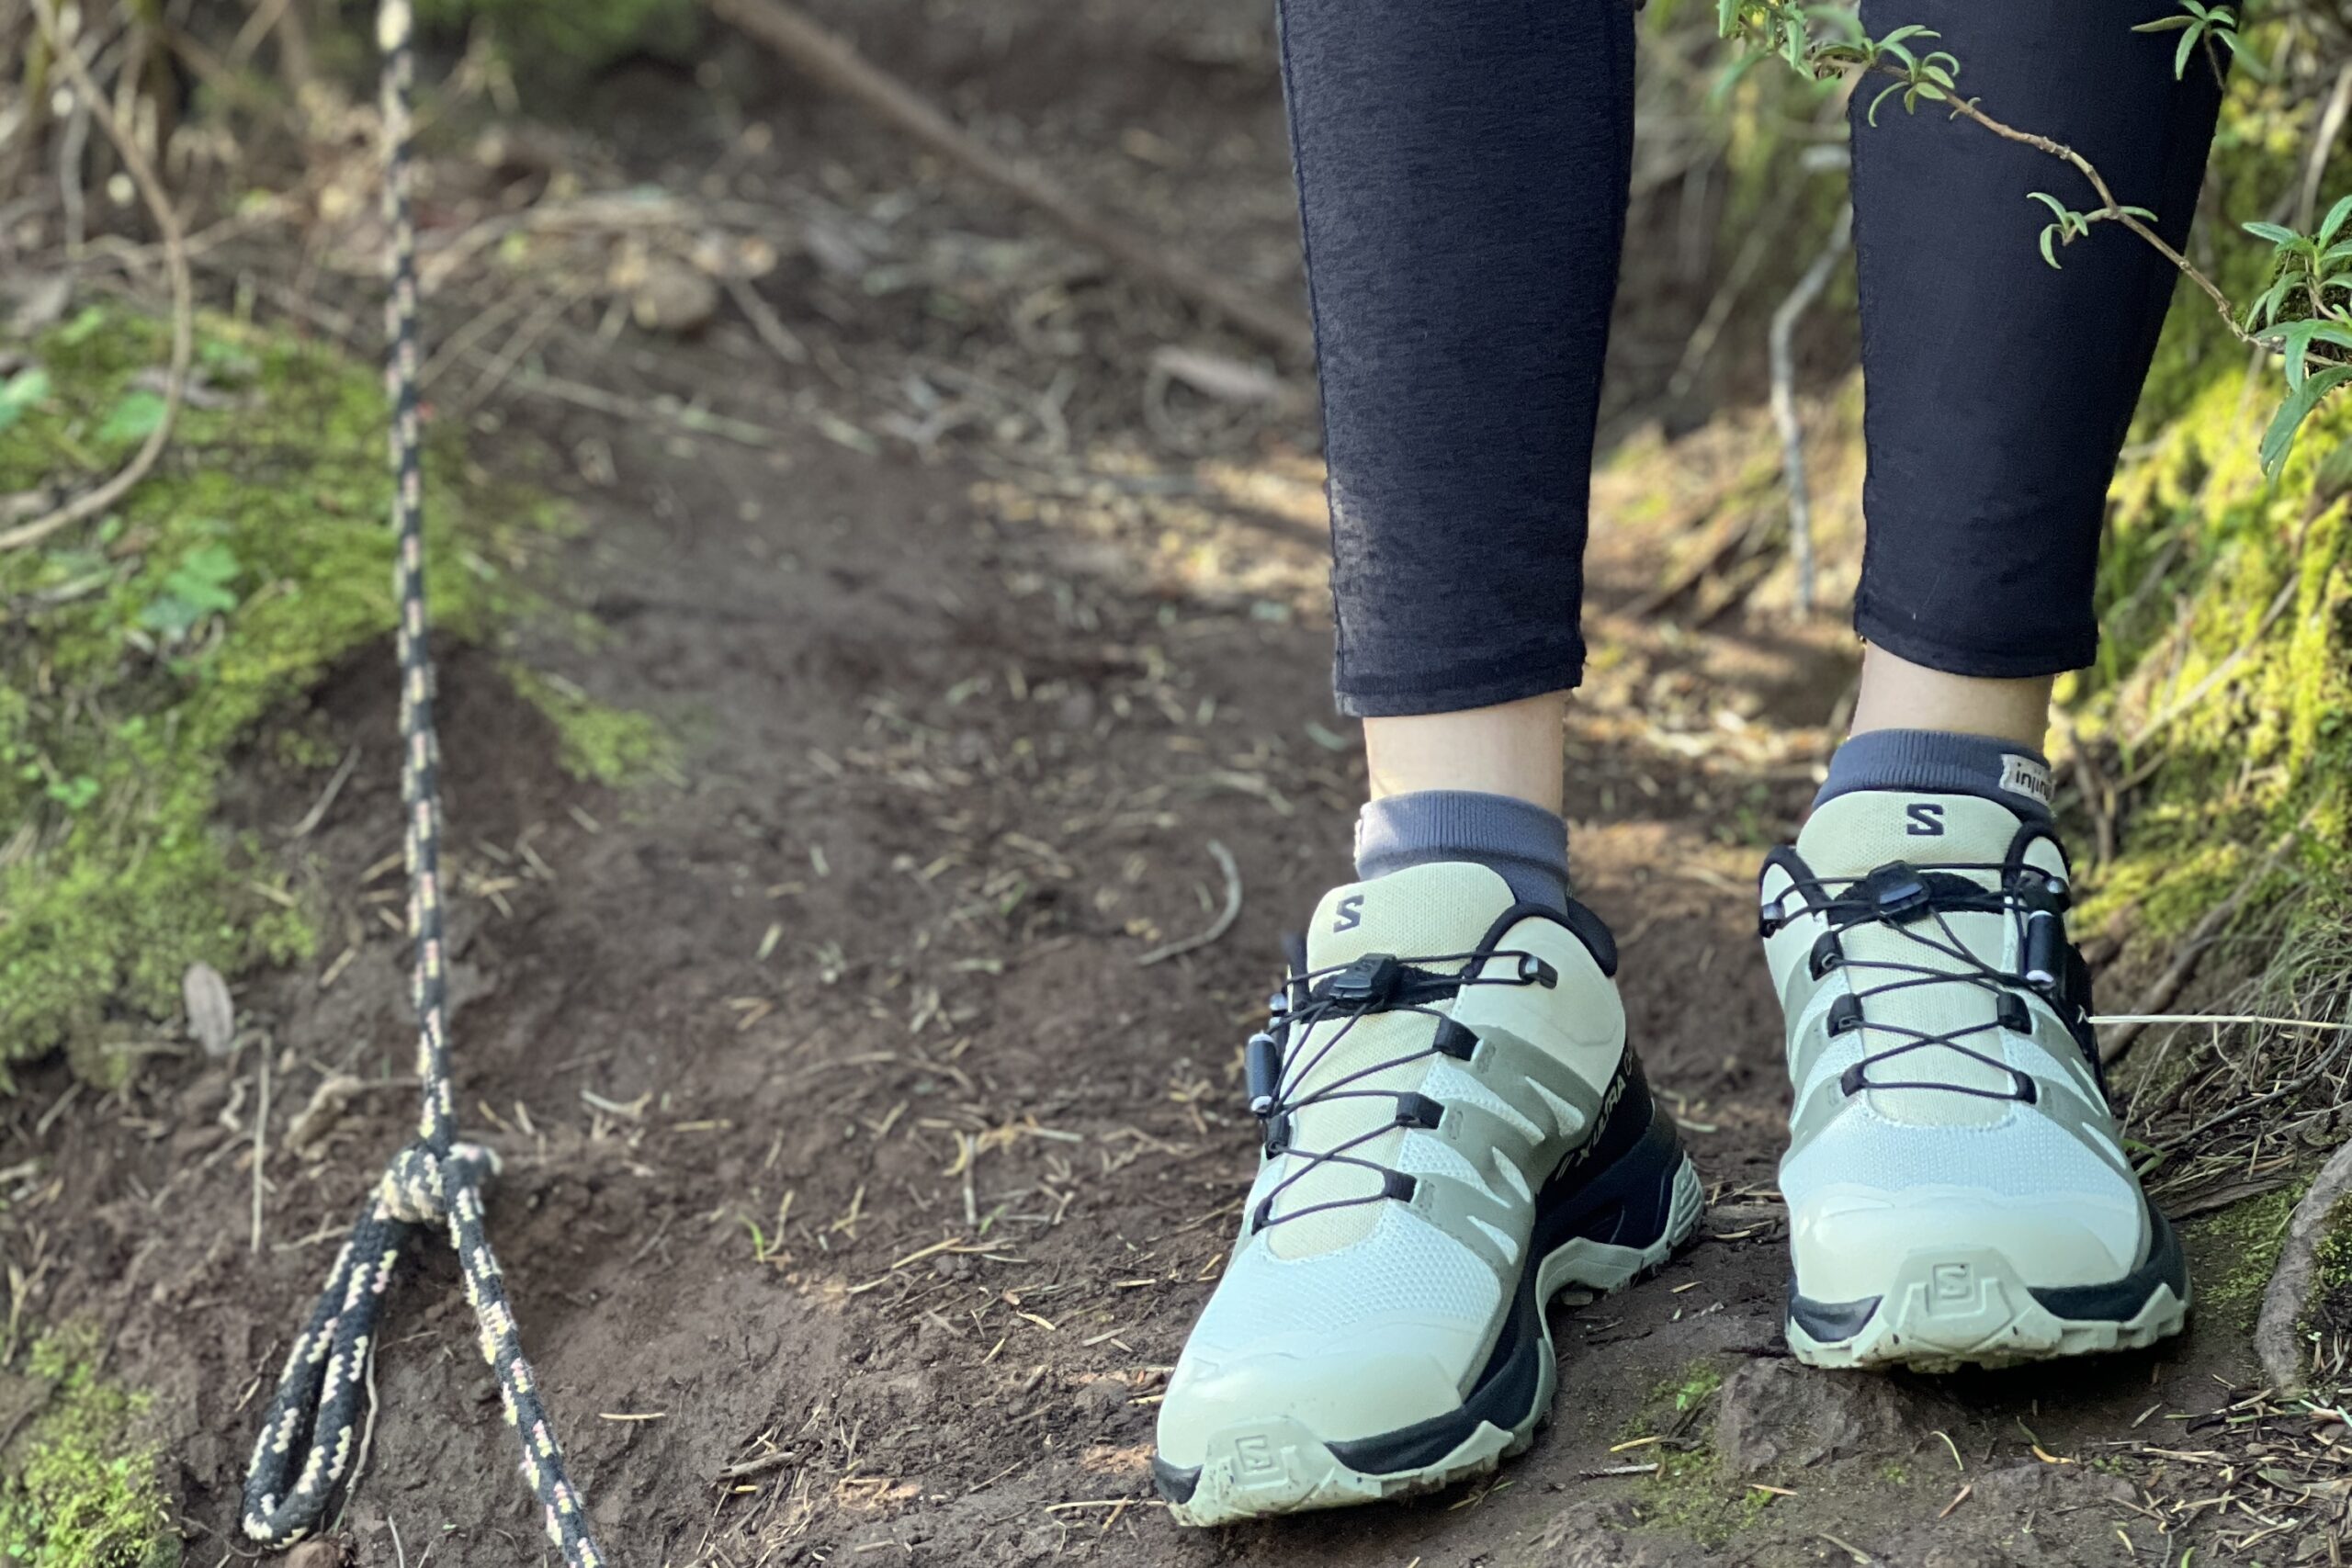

1759,790,2189,1372
1151,863,1703,1526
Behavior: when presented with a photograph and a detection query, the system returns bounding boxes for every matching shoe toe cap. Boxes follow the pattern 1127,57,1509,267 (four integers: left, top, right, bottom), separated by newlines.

1154,1319,1477,1469
1790,1187,2144,1303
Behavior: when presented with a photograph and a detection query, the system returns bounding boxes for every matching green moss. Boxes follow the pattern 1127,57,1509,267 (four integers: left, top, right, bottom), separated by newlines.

503,664,680,787
0,305,570,1066
415,0,697,73
1636,1448,1777,1548
1613,1359,1773,1546
1655,1363,1724,1416
0,1327,175,1568
2070,17,2352,986
2306,1194,2352,1340
2185,1186,2301,1332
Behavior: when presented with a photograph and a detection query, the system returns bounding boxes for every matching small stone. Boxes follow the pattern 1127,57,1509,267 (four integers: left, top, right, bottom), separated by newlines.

184,962,235,1057
628,260,719,336
1714,1359,1937,1475
281,1540,349,1568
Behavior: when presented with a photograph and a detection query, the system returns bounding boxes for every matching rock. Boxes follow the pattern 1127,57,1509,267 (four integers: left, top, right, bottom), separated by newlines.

628,259,719,336
1070,1374,1129,1418
184,961,236,1056
1714,1359,1936,1475
281,1540,349,1568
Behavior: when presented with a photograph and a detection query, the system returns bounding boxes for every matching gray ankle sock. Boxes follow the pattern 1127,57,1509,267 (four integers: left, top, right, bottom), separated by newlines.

1815,728,2055,824
1354,790,1570,915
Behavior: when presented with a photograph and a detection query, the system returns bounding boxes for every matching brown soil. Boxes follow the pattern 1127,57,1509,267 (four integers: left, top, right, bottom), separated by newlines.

4,5,2294,1565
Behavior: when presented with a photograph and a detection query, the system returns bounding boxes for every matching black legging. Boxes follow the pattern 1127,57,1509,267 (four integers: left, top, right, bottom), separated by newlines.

1277,0,2225,717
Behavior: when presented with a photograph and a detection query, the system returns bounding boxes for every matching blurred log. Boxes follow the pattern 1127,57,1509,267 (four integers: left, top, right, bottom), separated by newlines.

705,0,1315,362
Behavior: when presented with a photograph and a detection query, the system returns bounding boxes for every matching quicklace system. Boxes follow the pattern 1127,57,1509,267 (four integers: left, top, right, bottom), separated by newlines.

1758,855,2101,1108
1241,945,1557,1235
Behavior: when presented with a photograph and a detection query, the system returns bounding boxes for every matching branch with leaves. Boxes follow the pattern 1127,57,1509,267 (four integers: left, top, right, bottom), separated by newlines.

1718,0,2350,477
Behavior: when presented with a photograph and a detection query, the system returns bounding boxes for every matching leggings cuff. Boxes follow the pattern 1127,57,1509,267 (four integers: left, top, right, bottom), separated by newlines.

1854,601,2097,680
1335,646,1585,718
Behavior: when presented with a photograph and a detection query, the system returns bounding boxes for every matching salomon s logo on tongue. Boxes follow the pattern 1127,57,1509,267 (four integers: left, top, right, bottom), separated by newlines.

1905,804,1945,837
1333,895,1364,933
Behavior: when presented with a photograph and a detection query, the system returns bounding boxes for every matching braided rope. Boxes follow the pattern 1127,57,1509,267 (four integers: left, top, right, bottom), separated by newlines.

240,6,610,1560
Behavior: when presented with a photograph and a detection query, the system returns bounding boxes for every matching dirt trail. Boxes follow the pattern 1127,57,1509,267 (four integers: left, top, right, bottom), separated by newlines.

4,7,2284,1565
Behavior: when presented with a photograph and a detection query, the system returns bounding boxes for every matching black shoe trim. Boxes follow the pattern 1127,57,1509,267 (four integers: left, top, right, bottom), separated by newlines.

1151,1455,1201,1506
2029,1203,2187,1320
1786,1289,1883,1342
1320,1047,1687,1478
1785,1201,2190,1345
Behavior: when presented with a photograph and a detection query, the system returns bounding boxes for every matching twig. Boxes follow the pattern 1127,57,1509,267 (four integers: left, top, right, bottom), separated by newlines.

1136,841,1241,966
1769,202,1850,617
330,1340,382,1536
284,745,361,839
2257,1133,2352,1395
2296,61,2352,235
723,273,809,367
1928,87,2244,337
704,0,1314,359
250,1043,270,1255
714,1449,800,1483
6,0,194,555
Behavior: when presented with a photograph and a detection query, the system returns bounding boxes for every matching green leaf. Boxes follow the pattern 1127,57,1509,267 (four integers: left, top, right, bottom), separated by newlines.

56,306,107,345
0,367,51,434
2320,195,2352,249
2132,15,2197,31
1868,80,1905,126
2217,28,2267,78
2246,276,2298,330
2243,220,2301,247
96,389,166,446
2174,26,2199,81
2258,365,2352,480
2040,226,2064,269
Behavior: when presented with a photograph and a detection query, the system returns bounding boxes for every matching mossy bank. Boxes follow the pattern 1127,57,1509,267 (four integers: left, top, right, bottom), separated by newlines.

0,304,662,1070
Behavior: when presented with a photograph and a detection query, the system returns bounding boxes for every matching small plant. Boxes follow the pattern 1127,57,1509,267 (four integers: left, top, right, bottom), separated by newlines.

2131,1,2262,83
1719,1,2351,478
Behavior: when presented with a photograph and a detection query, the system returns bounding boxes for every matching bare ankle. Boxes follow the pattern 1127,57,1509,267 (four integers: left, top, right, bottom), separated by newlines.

1362,692,1570,816
1849,645,2053,752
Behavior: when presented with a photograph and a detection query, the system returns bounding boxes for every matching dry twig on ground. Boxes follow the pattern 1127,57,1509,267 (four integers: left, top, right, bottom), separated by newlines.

5,0,194,554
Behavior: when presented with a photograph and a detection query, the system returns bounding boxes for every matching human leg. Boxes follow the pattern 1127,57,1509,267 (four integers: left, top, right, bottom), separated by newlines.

1152,0,1702,1522
1765,0,2224,1371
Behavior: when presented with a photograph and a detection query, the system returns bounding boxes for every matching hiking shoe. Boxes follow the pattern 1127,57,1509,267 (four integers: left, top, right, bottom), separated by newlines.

1758,789,2189,1372
1151,863,1702,1525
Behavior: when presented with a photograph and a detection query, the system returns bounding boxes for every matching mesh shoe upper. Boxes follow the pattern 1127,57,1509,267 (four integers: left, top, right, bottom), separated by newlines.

1156,862,1627,1464
1760,791,2148,1302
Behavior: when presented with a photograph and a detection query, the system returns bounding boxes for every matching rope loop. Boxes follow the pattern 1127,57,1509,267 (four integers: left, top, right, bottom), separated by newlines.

380,1140,497,1224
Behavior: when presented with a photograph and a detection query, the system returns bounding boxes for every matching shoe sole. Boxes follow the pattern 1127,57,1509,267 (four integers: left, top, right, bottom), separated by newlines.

1783,1206,2191,1373
1153,1069,1702,1527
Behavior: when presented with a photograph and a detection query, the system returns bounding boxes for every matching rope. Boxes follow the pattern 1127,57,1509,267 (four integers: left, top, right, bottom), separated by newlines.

240,5,611,1560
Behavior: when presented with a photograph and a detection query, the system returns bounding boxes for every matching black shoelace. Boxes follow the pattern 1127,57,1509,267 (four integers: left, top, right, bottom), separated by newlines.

1762,858,2095,1106
1241,947,1556,1234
